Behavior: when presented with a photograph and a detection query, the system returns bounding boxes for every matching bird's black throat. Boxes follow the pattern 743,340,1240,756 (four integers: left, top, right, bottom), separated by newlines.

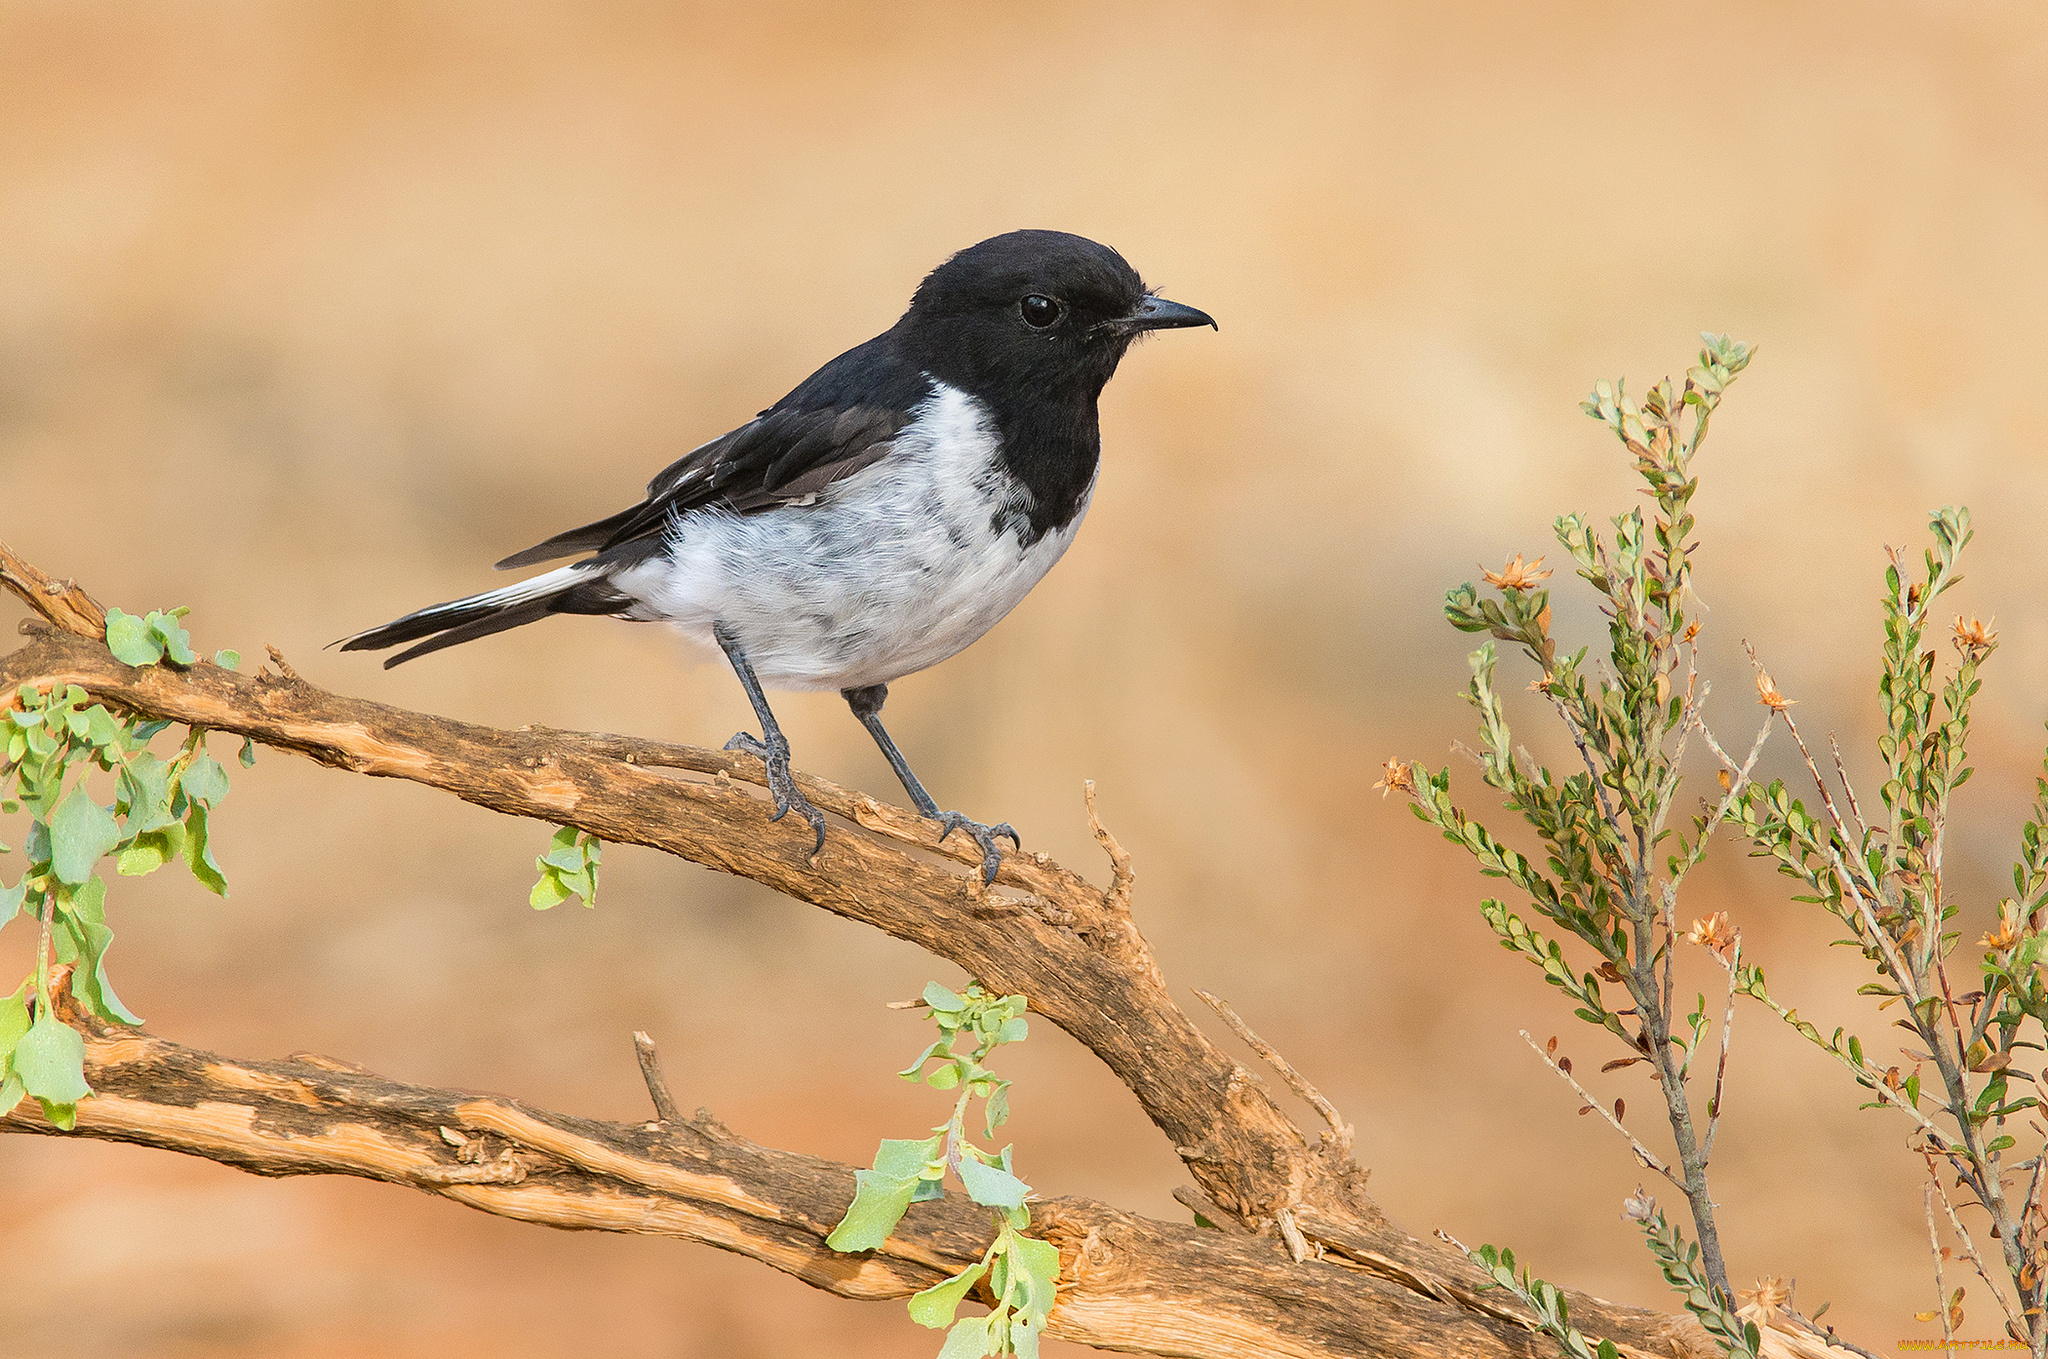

898,320,1130,548
983,384,1104,545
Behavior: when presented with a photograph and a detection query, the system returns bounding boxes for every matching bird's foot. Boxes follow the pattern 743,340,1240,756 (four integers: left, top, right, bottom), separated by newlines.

724,731,827,857
930,811,1021,886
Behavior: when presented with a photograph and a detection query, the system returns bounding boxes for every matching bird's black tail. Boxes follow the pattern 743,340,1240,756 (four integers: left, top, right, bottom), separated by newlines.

336,564,630,667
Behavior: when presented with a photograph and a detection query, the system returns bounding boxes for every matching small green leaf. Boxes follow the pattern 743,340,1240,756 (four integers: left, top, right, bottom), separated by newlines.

870,1135,942,1179
181,753,230,808
897,1039,947,1079
104,609,164,667
117,825,185,877
213,649,241,670
183,803,228,896
923,981,966,1012
957,1156,1029,1211
37,1098,77,1130
238,736,256,768
0,876,22,928
530,871,573,910
83,706,121,748
983,1083,1011,1138
59,879,141,1026
11,1010,90,1104
1007,1234,1060,1325
0,987,25,1121
0,985,31,1064
147,612,197,667
935,1316,992,1359
540,845,586,872
48,787,123,886
827,1135,942,1252
908,1262,986,1329
827,1169,922,1252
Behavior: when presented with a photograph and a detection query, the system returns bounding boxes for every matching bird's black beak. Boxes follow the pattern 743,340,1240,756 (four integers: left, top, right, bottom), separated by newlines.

1119,295,1217,333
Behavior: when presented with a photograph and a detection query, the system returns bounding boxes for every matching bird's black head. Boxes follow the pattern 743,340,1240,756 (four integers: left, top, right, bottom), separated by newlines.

892,230,1214,407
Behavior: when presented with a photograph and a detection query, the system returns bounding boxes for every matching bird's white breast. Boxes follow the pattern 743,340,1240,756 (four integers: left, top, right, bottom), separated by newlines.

611,383,1091,691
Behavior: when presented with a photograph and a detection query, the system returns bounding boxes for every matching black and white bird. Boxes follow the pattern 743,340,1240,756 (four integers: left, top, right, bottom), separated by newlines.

338,230,1214,881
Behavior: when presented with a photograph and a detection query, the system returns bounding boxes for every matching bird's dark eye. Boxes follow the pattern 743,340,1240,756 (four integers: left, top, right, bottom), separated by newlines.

1020,294,1062,329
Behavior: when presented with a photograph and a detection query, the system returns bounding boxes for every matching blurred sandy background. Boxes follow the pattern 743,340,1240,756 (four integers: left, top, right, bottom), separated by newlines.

4,1,2047,1354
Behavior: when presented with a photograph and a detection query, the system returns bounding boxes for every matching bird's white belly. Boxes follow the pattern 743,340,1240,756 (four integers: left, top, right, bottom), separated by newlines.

611,385,1090,691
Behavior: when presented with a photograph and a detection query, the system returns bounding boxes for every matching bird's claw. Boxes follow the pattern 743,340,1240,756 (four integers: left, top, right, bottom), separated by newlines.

725,730,827,857
932,811,1021,885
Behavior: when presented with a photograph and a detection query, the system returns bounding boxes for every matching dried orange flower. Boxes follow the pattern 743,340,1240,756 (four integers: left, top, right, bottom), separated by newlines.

1754,669,1796,712
1687,911,1738,958
1954,615,1997,659
1737,1277,1791,1321
1982,899,2023,951
1482,553,1552,593
1374,758,1416,798
1527,673,1555,695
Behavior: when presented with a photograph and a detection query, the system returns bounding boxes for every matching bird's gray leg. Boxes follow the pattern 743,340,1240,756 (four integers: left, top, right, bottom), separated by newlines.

713,622,826,856
842,683,1018,884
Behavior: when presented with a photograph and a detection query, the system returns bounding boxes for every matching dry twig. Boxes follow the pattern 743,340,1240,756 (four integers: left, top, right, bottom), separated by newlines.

633,1031,683,1126
1521,1030,1678,1185
1193,989,1352,1154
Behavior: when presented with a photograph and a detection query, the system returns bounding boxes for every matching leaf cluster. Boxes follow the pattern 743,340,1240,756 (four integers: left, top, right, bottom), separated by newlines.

531,825,602,909
827,982,1057,1359
2,672,244,1128
1726,507,2048,1346
1459,1241,1621,1359
1627,1199,1761,1359
1727,509,1979,987
103,606,199,669
1400,335,1755,1313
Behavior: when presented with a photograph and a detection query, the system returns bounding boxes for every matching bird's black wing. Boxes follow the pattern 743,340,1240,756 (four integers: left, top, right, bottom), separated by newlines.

495,334,932,570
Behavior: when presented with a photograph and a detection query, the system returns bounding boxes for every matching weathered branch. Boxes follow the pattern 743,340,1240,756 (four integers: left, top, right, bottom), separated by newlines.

0,540,1736,1359
3,581,1329,1238
0,545,106,638
1,992,1601,1359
